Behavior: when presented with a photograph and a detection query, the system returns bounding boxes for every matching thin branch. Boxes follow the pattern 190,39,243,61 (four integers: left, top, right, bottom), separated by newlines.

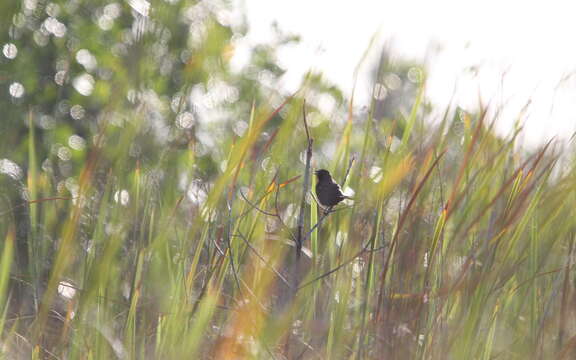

302,208,330,245
233,231,293,289
239,189,278,217
226,193,242,294
296,100,313,257
273,181,296,241
238,175,297,242
296,240,386,291
237,172,279,219
302,100,311,141
342,155,356,186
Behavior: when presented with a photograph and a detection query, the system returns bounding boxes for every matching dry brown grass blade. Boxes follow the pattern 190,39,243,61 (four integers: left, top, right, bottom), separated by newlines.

230,93,297,201
375,148,446,321
445,109,486,219
252,128,279,161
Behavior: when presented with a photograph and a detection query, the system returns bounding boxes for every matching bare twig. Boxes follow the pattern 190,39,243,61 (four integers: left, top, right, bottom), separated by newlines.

239,189,278,217
296,240,386,291
342,155,356,186
273,182,295,240
226,192,242,294
237,172,280,219
233,231,293,289
296,101,313,257
238,177,297,242
302,208,330,245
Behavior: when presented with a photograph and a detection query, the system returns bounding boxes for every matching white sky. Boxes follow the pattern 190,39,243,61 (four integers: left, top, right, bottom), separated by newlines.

233,0,576,145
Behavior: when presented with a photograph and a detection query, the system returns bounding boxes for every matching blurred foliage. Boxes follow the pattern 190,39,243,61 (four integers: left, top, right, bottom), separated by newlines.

0,0,340,173
2,1,576,360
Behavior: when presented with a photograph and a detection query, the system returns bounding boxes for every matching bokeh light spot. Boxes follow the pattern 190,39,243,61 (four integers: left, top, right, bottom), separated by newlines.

9,82,25,98
2,43,17,59
72,73,95,96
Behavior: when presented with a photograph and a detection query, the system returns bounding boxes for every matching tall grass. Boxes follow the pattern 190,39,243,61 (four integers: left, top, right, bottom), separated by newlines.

1,5,576,353
2,86,576,359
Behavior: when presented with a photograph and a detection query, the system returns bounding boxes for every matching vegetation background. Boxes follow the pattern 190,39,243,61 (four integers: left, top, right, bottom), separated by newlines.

1,0,576,359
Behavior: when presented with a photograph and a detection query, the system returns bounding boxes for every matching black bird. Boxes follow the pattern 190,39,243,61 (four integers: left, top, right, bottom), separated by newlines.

314,169,349,208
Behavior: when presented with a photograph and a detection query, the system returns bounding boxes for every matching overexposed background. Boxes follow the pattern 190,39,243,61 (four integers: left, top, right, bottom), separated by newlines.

233,0,576,145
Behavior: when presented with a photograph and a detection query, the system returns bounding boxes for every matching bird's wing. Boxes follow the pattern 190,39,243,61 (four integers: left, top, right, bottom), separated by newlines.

331,183,346,199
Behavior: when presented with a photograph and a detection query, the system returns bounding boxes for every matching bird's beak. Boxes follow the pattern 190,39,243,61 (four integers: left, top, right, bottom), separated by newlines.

314,170,319,174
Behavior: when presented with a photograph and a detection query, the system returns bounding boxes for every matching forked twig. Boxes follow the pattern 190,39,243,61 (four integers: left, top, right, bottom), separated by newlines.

239,189,278,217
239,179,297,242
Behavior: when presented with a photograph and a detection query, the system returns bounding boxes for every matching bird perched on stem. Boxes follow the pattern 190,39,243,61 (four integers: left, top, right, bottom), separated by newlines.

314,169,351,208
